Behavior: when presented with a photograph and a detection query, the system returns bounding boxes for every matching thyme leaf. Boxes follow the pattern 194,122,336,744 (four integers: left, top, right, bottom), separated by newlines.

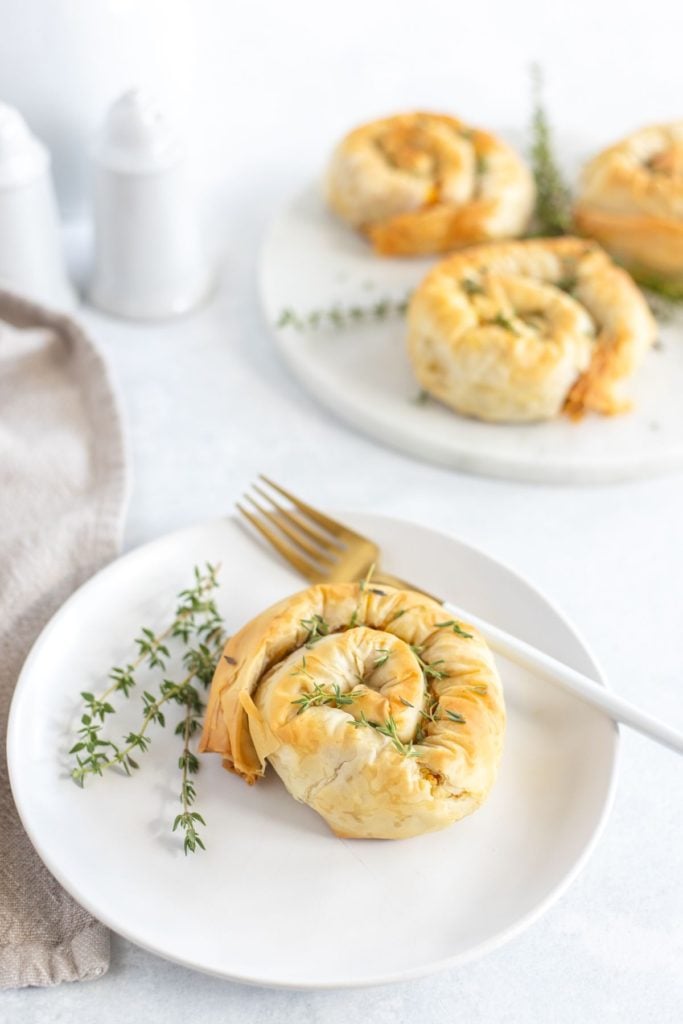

410,644,449,680
300,614,330,647
292,682,363,714
352,711,418,757
290,655,315,682
492,313,517,333
400,696,467,728
462,277,484,296
435,619,474,639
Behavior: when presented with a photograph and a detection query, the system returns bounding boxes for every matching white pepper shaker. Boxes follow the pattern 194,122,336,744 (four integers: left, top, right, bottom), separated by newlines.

89,89,212,320
0,103,74,309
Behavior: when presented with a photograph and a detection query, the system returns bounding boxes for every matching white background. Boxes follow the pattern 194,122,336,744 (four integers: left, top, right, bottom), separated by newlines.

2,0,683,1021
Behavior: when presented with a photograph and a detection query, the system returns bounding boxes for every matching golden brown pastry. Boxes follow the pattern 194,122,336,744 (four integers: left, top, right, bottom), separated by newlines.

326,112,535,256
574,122,683,291
407,237,656,421
200,581,505,840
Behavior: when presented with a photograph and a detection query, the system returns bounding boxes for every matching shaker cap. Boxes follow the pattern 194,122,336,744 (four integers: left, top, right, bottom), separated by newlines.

93,89,184,174
0,103,49,189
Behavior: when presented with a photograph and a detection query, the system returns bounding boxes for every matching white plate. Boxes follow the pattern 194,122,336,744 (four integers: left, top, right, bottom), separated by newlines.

8,513,618,988
260,186,683,483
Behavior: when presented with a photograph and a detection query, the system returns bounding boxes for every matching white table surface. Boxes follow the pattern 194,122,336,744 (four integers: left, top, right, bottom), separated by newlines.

5,0,683,1019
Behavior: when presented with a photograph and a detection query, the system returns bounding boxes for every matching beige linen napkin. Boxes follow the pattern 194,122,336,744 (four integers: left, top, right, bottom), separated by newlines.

0,289,128,988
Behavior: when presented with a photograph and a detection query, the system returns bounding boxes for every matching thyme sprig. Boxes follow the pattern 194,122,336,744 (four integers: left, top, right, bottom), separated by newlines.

529,64,572,237
348,563,378,628
276,293,412,332
410,644,449,681
70,563,226,855
300,614,330,647
290,655,315,683
435,619,474,639
174,677,206,854
400,695,467,742
352,711,418,757
292,681,363,714
462,277,484,296
492,313,518,333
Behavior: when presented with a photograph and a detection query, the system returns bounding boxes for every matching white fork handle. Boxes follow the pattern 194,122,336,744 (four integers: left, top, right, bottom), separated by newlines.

443,601,683,755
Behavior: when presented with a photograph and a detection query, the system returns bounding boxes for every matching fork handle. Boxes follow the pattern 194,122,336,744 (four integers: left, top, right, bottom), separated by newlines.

442,601,683,755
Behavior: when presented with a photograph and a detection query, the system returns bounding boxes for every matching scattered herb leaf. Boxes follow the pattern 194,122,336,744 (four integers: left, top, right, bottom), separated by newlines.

435,620,474,639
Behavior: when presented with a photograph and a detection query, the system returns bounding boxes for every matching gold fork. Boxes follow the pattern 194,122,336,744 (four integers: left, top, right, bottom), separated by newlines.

236,476,683,755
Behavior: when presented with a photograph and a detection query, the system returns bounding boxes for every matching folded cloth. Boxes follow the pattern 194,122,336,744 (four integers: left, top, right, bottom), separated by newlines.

0,289,128,988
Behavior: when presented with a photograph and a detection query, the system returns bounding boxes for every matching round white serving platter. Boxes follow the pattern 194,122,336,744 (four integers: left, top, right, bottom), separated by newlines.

260,185,683,484
8,513,618,988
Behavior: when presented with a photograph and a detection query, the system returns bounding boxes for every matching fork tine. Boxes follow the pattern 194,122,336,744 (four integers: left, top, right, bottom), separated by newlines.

244,493,336,566
236,503,323,582
259,475,353,539
252,484,344,553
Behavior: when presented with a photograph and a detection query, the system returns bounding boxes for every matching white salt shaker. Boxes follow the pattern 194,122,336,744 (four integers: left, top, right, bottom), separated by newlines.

0,103,74,309
89,89,212,320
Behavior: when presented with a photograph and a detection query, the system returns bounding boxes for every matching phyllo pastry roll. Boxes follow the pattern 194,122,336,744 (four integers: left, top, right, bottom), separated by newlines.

326,112,535,256
407,237,656,421
574,123,683,293
200,581,505,840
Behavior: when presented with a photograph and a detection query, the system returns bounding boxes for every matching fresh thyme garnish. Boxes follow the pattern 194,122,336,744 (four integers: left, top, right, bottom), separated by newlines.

462,277,484,296
410,644,449,680
492,313,517,332
70,564,226,855
374,648,391,668
277,293,412,332
387,607,407,623
300,614,330,647
400,696,467,731
435,619,474,639
292,682,363,715
352,711,418,757
529,64,572,236
413,390,430,405
348,565,377,627
557,275,577,294
290,655,315,682
173,657,211,854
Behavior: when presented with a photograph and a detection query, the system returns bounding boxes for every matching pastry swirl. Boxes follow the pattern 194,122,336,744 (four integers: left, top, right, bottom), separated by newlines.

326,112,535,256
407,237,656,421
574,123,683,289
200,581,505,840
